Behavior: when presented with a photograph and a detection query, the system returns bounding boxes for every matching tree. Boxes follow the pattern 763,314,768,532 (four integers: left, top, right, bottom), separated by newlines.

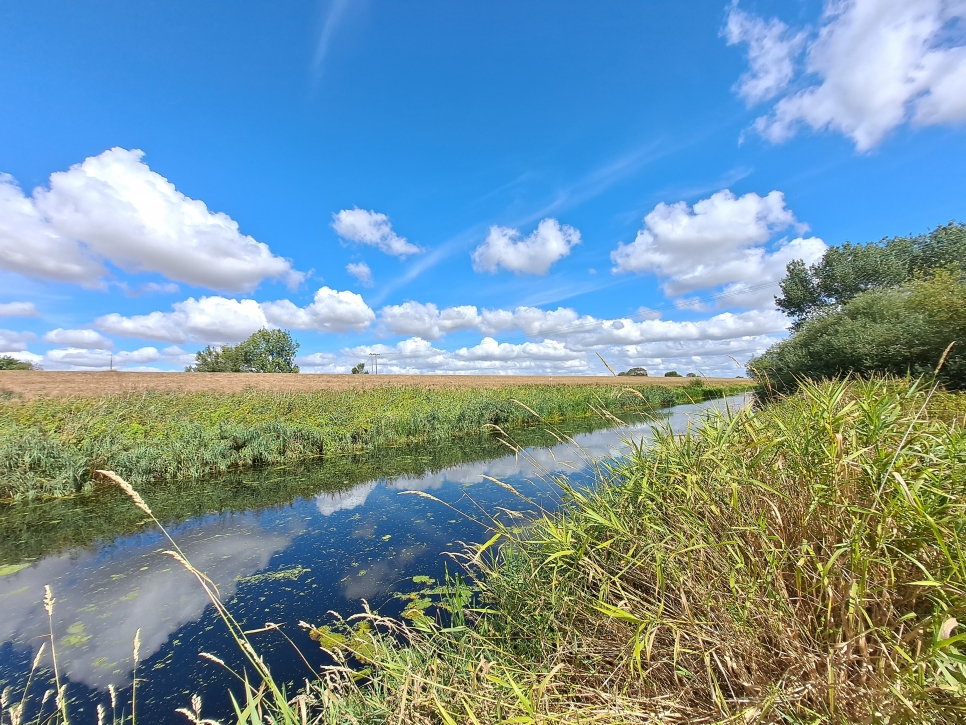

664,371,681,377
351,363,368,374
617,367,648,376
775,221,966,327
0,355,36,370
752,270,966,392
186,329,300,373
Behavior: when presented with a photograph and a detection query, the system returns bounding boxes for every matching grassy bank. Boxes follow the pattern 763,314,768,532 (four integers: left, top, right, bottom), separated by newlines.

0,381,747,500
304,378,966,724
0,408,654,566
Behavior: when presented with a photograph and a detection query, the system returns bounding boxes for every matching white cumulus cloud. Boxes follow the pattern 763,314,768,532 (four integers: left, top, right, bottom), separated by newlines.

610,190,825,300
332,208,422,257
379,301,482,340
43,347,164,369
723,6,807,103
346,262,374,287
97,288,375,344
0,329,36,353
472,218,581,275
97,296,270,345
43,328,114,349
261,287,375,333
729,0,966,150
0,174,106,286
0,302,39,317
0,149,302,290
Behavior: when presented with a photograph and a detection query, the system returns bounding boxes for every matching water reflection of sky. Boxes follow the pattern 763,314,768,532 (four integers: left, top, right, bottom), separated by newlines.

0,395,748,723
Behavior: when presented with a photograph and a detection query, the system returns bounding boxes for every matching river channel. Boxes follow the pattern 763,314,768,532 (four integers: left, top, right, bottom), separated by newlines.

0,394,748,723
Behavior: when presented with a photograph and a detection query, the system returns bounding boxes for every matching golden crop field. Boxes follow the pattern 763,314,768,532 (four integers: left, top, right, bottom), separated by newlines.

0,371,745,398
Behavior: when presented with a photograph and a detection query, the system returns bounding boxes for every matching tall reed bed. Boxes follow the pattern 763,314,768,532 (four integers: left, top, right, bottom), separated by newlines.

0,382,745,500
306,378,966,723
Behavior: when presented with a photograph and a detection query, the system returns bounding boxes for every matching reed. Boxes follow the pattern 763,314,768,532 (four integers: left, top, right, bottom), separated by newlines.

0,382,747,500
306,377,966,723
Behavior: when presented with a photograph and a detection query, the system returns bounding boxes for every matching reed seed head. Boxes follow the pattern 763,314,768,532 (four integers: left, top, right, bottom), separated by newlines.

133,628,142,665
96,470,154,516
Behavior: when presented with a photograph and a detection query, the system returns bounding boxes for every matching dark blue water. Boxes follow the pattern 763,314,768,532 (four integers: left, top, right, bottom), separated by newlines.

0,395,747,723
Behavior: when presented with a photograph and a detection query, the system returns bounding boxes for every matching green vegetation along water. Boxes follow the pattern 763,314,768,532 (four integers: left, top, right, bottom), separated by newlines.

0,381,749,499
312,378,966,724
0,395,748,724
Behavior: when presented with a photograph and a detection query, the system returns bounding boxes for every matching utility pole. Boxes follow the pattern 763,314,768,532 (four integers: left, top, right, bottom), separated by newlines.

368,352,380,374
110,353,113,372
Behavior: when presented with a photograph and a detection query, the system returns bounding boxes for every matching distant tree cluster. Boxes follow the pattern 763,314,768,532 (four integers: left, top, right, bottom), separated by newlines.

617,367,648,376
753,222,966,392
186,329,300,373
0,355,36,370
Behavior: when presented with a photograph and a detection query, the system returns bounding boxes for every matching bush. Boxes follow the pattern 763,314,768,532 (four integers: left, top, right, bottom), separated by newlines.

751,270,966,392
0,356,36,370
664,370,681,377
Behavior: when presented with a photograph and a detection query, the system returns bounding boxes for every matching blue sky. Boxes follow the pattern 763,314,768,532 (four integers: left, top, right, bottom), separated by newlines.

1,0,964,375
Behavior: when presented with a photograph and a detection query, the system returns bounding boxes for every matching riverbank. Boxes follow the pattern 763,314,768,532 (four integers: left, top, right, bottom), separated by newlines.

0,405,673,565
0,380,750,500
306,378,966,724
0,371,745,398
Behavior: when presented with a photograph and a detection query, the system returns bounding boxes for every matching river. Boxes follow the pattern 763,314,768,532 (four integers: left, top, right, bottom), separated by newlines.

0,394,749,723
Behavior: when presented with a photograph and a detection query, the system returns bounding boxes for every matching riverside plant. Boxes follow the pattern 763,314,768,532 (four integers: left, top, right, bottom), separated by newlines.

302,377,966,724
0,383,747,500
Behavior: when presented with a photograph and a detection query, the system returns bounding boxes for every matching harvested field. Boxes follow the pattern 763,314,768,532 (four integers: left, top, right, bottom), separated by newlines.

0,371,744,398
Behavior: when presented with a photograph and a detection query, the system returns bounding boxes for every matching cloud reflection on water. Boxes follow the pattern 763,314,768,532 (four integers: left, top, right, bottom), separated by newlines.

0,517,294,690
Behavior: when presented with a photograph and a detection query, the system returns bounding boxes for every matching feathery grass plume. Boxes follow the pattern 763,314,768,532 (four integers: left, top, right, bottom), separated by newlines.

131,627,142,725
305,376,966,724
175,693,222,725
103,471,313,724
96,470,152,516
40,585,71,725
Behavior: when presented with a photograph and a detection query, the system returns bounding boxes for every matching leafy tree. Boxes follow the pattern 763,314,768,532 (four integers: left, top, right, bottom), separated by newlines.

664,371,681,377
776,221,966,327
0,355,36,370
186,329,300,373
752,270,966,392
351,363,368,374
617,367,648,376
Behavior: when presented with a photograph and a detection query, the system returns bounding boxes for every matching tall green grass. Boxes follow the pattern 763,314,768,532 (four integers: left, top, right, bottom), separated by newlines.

0,382,747,500
305,377,966,723
0,407,658,566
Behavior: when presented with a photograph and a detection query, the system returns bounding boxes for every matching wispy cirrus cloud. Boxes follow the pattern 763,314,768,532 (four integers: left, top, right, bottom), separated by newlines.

312,0,352,84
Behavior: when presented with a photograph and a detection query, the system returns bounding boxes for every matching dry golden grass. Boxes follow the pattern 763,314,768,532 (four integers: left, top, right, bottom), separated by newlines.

0,371,743,399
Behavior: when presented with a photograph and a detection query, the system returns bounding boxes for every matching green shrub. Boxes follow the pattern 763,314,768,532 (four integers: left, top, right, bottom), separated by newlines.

752,270,966,392
0,356,36,371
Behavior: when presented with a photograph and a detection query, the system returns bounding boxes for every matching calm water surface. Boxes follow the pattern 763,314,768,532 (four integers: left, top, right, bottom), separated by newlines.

0,395,748,723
